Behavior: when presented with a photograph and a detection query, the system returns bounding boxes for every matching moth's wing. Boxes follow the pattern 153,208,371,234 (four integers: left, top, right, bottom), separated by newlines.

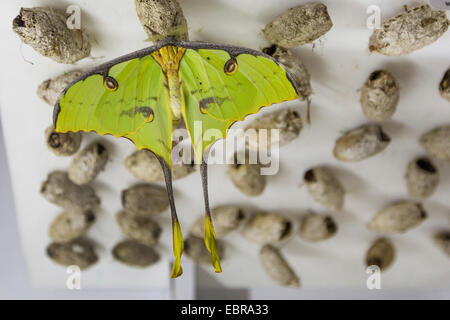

180,62,232,273
180,79,234,165
54,46,181,277
179,46,299,122
54,52,173,165
179,43,298,274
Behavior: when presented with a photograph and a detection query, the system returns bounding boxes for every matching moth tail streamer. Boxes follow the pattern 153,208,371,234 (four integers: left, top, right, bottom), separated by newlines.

204,215,222,273
200,160,222,273
171,217,184,278
156,154,184,278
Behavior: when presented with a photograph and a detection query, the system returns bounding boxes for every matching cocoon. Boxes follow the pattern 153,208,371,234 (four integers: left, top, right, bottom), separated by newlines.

121,184,170,217
439,69,450,102
263,3,333,48
68,142,108,185
45,126,81,157
13,7,91,64
134,0,189,42
125,149,194,182
433,231,450,257
360,70,399,121
405,157,439,199
304,166,345,211
242,212,292,244
112,239,160,267
49,210,95,243
333,124,391,162
40,171,100,211
37,70,83,106
228,151,267,196
365,238,395,271
299,213,337,242
116,210,162,246
368,201,427,234
369,5,449,56
259,244,300,288
420,125,450,161
245,108,303,152
46,238,98,269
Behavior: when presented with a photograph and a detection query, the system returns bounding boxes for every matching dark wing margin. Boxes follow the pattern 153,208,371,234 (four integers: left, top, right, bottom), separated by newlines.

53,39,300,127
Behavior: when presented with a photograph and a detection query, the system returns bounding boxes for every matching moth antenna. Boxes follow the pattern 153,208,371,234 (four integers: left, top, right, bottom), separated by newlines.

200,160,222,273
156,155,184,278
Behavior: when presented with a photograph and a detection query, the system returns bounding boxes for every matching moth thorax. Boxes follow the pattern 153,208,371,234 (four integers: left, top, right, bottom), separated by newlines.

152,46,186,72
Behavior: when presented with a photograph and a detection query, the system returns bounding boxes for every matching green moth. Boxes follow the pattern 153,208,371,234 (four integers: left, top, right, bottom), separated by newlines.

53,39,299,278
